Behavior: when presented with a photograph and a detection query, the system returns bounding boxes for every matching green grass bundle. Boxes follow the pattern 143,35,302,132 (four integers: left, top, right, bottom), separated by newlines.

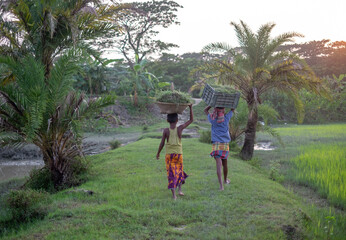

156,90,192,104
210,84,237,94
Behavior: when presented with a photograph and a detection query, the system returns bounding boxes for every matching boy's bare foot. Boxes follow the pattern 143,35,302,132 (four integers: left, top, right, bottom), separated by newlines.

173,196,177,200
224,179,230,184
178,192,185,196
220,187,224,191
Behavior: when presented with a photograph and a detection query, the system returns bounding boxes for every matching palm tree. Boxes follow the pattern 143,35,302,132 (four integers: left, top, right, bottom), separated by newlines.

0,0,128,79
0,53,115,187
0,0,126,187
200,21,327,160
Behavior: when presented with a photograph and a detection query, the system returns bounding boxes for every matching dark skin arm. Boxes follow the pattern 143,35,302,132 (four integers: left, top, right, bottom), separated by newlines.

156,128,169,160
177,104,193,137
204,106,212,115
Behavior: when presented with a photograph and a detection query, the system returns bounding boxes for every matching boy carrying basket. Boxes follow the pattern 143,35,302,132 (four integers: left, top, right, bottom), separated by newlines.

204,106,234,190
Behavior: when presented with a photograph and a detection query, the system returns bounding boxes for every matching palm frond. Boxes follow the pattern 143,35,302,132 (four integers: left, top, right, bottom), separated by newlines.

202,42,234,54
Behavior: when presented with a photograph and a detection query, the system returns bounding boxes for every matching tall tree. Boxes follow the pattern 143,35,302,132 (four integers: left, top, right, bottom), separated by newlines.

105,0,182,69
199,21,327,160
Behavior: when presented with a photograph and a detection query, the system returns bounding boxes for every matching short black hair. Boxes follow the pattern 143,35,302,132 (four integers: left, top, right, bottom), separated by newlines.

167,113,178,123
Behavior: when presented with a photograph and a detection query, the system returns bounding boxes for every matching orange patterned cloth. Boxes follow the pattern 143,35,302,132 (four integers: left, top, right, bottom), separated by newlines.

165,153,188,189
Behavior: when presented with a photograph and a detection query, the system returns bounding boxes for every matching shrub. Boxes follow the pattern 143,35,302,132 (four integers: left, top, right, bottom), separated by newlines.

156,90,191,103
25,167,55,193
65,157,90,188
109,139,122,149
199,130,211,143
229,141,241,152
6,189,50,223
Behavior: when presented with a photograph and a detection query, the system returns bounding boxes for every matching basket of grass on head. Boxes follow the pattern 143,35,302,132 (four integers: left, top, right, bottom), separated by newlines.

155,90,192,114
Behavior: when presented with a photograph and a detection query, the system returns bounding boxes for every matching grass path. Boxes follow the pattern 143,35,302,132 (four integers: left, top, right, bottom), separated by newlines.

3,138,309,240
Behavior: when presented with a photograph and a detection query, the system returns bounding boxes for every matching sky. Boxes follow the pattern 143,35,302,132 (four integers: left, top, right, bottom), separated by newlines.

114,0,346,55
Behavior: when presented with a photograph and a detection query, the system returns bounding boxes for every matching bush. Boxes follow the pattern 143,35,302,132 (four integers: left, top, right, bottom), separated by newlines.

6,189,50,223
109,139,122,149
229,141,241,152
66,157,90,188
25,167,55,193
199,130,211,143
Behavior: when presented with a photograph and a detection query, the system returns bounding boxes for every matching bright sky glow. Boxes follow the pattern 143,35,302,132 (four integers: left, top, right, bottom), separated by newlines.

117,0,346,55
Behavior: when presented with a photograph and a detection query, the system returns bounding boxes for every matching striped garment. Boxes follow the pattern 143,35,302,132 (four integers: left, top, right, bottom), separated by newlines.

210,142,230,160
165,153,188,189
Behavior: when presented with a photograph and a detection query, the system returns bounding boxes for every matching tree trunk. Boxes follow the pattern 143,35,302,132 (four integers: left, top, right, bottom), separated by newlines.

240,105,258,160
42,150,72,189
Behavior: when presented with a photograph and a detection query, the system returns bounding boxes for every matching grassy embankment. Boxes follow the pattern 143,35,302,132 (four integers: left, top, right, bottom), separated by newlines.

1,102,345,239
2,136,310,239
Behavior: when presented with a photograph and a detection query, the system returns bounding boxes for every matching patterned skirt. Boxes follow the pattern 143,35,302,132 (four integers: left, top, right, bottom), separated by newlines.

210,142,230,160
165,153,188,189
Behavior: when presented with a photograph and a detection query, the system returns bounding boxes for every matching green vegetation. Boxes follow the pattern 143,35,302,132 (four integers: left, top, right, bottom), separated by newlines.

109,139,122,150
156,90,192,103
0,139,309,239
255,123,346,238
293,144,345,209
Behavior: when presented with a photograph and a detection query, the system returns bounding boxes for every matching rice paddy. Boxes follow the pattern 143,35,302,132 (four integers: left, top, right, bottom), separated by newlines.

293,143,346,209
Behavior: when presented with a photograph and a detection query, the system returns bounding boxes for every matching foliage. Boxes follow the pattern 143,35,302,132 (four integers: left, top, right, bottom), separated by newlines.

73,58,121,95
105,0,182,69
199,130,211,143
0,54,115,188
24,168,55,193
262,74,346,124
199,20,327,160
269,160,284,182
147,52,213,92
109,139,121,150
0,0,128,79
5,189,49,223
280,40,346,77
156,90,192,103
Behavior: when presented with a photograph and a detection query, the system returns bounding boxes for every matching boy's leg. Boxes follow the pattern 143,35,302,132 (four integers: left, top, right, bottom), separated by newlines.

214,157,224,190
222,159,230,184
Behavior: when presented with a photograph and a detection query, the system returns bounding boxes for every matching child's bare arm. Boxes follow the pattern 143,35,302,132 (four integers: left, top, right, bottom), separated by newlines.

204,106,212,115
179,104,194,131
156,128,168,160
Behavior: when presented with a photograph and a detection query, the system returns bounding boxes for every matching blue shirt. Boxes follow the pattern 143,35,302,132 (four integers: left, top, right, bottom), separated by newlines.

208,111,233,143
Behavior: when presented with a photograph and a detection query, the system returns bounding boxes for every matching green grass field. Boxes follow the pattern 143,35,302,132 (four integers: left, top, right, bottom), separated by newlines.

1,123,345,239
1,139,311,239
293,143,345,209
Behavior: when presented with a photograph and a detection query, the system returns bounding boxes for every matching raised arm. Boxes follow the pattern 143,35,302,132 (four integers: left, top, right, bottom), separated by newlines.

204,106,212,115
156,129,168,160
179,104,194,131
